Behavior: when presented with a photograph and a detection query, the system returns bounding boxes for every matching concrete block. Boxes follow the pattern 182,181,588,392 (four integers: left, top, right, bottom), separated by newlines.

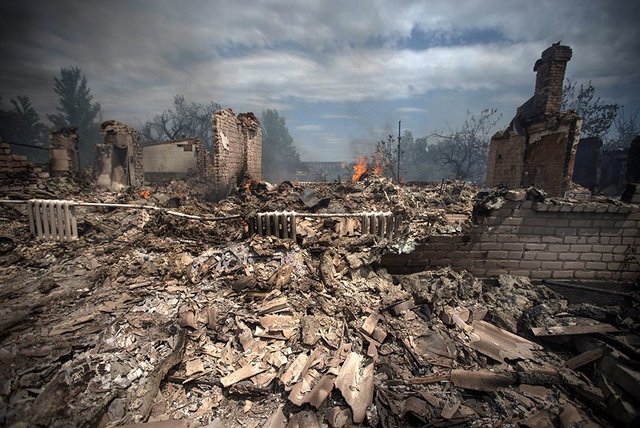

574,271,596,280
558,252,580,261
563,261,585,269
552,270,574,279
585,262,607,270
541,261,563,269
548,244,570,252
502,243,525,251
580,253,602,262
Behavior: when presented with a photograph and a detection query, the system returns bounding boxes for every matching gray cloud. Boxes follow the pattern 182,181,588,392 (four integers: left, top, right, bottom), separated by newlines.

0,0,638,161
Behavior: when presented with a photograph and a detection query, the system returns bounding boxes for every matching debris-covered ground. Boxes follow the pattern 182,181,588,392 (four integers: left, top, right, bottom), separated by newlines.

1,175,639,427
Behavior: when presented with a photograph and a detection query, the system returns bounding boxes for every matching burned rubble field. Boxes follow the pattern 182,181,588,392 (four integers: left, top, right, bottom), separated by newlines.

0,176,639,427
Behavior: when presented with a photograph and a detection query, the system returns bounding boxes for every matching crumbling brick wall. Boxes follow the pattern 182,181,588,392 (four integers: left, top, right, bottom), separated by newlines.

0,142,49,192
532,44,573,117
486,44,581,196
142,138,203,183
239,113,262,180
49,127,80,176
382,197,640,282
573,137,603,191
97,121,143,189
522,116,581,197
485,133,526,188
210,109,262,199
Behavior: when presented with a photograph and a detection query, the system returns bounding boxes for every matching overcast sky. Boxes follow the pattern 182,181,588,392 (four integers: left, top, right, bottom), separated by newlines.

1,0,639,161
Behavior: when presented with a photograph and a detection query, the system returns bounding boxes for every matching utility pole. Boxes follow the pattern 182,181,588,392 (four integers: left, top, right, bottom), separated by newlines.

397,120,401,183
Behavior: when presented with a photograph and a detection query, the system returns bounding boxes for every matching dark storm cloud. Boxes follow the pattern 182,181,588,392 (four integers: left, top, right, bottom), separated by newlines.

0,0,638,159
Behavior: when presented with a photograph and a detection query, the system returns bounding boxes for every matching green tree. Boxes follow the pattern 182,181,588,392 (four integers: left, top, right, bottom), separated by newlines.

562,79,619,139
140,94,221,147
261,109,301,182
11,96,48,146
372,130,413,182
430,108,501,182
47,66,101,167
0,96,48,162
403,136,447,182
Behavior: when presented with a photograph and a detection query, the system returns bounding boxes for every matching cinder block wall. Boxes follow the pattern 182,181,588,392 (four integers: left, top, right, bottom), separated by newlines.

382,199,640,282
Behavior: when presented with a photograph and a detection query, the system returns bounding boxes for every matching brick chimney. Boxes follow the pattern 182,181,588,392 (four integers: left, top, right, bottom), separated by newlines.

532,44,572,116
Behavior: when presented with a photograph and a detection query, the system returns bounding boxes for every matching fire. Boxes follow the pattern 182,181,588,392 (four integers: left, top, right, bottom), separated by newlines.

244,179,252,192
139,189,151,199
352,156,368,182
372,151,385,176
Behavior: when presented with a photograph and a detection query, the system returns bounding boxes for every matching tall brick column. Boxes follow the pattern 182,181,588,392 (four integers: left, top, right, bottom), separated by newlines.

532,44,572,117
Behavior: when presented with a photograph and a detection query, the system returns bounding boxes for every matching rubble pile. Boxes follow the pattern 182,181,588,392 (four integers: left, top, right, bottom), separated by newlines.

0,142,49,191
0,176,639,427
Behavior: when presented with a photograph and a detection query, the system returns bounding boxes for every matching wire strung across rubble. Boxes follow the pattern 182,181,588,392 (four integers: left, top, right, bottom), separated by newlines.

0,199,393,221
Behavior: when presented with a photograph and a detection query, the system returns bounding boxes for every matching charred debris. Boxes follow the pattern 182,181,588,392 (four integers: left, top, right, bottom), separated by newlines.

0,170,639,427
0,43,640,427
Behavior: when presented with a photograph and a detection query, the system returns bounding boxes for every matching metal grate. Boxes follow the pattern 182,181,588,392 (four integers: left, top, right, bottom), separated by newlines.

361,211,396,239
249,211,396,240
27,199,78,241
249,211,297,240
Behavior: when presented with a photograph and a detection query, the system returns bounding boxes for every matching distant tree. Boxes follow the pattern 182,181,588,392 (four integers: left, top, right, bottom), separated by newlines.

430,108,501,182
0,96,48,162
372,130,413,182
47,66,102,167
608,106,639,149
562,79,619,139
0,97,20,143
140,94,221,147
10,96,48,146
402,136,447,182
261,109,301,182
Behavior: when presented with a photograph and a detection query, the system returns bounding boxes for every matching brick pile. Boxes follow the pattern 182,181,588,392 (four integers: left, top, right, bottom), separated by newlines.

0,142,49,192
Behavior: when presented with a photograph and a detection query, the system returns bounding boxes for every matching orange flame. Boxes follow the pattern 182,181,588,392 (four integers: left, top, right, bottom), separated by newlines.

139,190,151,199
352,156,368,182
373,164,382,175
244,179,252,192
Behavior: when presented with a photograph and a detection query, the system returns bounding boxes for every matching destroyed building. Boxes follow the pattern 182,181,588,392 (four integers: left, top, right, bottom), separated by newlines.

49,127,80,176
486,44,581,197
209,109,262,199
96,120,144,190
142,138,204,183
1,45,640,428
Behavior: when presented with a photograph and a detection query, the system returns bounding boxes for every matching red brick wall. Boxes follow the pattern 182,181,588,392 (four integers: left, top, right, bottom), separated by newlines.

486,133,526,188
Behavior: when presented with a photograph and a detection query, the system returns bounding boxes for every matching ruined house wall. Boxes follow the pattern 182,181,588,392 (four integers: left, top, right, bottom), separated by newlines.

98,121,143,189
486,44,580,197
142,139,201,182
572,137,603,191
239,113,262,180
522,116,582,197
532,44,572,117
211,109,262,198
382,198,640,282
485,133,526,188
49,127,80,176
0,142,49,192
